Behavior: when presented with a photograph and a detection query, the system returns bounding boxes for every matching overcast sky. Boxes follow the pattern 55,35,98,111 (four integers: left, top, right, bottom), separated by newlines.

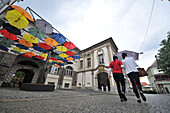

14,0,170,83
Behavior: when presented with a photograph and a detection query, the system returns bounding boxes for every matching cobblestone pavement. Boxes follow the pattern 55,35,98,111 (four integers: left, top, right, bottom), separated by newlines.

0,88,170,113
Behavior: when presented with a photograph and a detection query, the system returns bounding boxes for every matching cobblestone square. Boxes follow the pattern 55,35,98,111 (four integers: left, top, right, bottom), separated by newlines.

0,88,170,113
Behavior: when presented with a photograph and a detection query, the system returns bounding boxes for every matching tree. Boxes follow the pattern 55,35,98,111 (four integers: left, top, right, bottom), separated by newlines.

155,32,170,76
15,71,25,79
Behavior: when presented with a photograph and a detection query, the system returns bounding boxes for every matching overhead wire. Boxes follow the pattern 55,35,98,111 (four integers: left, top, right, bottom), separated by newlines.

139,0,156,52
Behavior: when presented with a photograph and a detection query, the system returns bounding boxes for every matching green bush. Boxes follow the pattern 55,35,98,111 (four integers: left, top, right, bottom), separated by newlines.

15,71,25,78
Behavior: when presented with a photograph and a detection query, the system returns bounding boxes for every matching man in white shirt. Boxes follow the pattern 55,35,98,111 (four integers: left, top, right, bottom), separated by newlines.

122,53,146,103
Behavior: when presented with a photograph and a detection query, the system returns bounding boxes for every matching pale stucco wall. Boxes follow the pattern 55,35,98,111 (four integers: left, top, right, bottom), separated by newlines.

77,73,82,87
94,51,98,68
62,76,73,89
103,47,110,66
45,74,59,89
64,61,78,72
93,44,111,68
152,67,163,75
93,70,98,86
85,71,92,87
147,68,155,85
77,43,117,89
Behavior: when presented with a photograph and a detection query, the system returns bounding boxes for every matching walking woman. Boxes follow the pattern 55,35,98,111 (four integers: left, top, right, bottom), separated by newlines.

122,53,146,103
108,56,127,102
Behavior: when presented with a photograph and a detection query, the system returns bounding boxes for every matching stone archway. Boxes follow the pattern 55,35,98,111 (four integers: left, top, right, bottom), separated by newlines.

97,72,110,91
3,60,40,84
16,69,34,83
17,60,39,68
66,66,73,71
12,69,34,88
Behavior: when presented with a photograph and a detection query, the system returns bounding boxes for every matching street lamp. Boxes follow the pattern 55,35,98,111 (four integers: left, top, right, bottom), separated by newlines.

139,52,143,54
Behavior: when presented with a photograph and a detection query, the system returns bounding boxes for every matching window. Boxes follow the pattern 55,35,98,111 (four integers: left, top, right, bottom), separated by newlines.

64,83,69,88
50,66,60,75
87,54,91,57
66,66,73,70
54,67,60,74
48,82,55,85
98,54,104,64
50,66,54,73
65,69,73,76
80,60,83,68
87,58,91,67
65,66,73,76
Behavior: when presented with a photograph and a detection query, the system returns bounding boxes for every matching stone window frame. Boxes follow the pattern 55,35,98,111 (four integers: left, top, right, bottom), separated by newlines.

50,65,60,75
64,83,69,88
65,69,73,76
86,53,91,68
97,49,104,65
66,66,73,70
65,66,74,77
87,58,91,67
80,60,83,69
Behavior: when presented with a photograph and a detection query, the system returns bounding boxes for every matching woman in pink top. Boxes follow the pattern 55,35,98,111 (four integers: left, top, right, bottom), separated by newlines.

108,56,127,102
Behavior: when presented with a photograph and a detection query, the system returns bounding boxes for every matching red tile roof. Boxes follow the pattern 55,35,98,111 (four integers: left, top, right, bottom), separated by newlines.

150,60,157,67
140,82,148,86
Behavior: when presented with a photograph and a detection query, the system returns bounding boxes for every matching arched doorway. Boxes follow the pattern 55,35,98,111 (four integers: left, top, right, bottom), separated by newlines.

97,72,110,91
10,69,34,88
16,69,34,83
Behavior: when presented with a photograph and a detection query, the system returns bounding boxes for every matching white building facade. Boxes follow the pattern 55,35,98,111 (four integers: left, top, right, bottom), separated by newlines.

77,38,118,91
45,49,80,89
147,61,170,93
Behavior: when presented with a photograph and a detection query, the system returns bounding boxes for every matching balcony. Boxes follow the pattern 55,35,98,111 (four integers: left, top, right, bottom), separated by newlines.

154,75,170,82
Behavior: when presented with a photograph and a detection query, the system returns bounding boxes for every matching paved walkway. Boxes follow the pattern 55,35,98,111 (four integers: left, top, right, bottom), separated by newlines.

0,88,170,113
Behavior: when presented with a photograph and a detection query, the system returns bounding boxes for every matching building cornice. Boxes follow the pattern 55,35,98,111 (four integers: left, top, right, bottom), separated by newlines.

77,64,109,73
80,37,118,53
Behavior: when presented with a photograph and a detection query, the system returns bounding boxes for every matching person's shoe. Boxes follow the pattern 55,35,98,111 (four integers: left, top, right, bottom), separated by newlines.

137,99,141,103
121,93,127,101
140,92,146,102
120,98,124,102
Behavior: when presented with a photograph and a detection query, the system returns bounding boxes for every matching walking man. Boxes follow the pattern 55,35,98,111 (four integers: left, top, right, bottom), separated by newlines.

122,53,146,103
